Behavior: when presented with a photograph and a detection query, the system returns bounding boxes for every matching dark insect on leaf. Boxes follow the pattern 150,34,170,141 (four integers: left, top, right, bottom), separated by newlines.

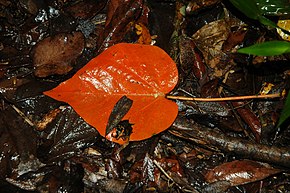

107,120,134,142
105,95,133,136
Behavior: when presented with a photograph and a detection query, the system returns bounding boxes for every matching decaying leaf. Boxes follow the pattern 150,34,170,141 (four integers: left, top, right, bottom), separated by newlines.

192,19,229,68
65,0,106,20
36,108,61,131
185,0,221,14
129,154,186,192
205,159,282,186
98,0,144,52
39,106,99,163
44,43,178,144
222,28,247,51
232,101,262,141
105,0,126,27
130,153,155,184
32,32,85,77
0,105,42,178
178,35,207,82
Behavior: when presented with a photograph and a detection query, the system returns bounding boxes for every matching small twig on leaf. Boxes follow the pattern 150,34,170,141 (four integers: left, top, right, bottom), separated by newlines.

11,105,35,127
153,160,175,182
153,160,199,193
166,93,281,102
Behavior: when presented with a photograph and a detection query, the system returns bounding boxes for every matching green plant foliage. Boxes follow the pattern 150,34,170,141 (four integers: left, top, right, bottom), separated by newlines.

257,0,290,16
229,0,260,19
230,0,290,134
277,92,290,128
237,41,290,56
258,15,280,28
229,0,285,28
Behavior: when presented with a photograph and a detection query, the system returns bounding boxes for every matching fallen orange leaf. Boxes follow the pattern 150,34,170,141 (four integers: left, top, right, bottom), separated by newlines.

44,43,178,144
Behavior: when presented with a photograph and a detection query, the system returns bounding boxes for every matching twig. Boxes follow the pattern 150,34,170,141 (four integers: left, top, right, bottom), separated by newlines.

166,93,281,102
153,160,175,182
171,117,290,168
11,105,35,127
153,160,199,193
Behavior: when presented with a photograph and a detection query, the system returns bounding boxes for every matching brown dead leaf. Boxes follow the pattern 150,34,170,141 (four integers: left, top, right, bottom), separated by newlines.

232,101,262,141
185,0,221,14
192,19,229,68
192,19,230,78
38,106,99,163
105,0,126,27
65,0,106,20
0,105,42,178
129,154,185,192
222,28,247,52
32,32,84,77
98,0,144,52
205,159,282,186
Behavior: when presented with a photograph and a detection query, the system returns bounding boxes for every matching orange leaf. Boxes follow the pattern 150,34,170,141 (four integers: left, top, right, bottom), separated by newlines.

44,43,178,144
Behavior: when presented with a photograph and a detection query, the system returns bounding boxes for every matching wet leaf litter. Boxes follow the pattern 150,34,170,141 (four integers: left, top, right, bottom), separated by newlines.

0,0,290,192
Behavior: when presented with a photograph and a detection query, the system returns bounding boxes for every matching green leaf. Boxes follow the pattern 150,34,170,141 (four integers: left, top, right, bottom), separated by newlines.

229,0,287,30
229,0,260,19
237,41,290,56
257,0,290,16
277,92,290,128
179,5,186,16
258,16,280,28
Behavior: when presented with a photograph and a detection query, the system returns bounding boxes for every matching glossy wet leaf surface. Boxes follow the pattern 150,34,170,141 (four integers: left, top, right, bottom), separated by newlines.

0,105,40,178
229,0,280,28
237,41,290,56
38,106,98,163
44,43,179,144
205,159,282,186
257,0,290,16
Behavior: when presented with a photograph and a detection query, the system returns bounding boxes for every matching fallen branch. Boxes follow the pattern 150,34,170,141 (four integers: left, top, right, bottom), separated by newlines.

166,93,281,102
170,117,290,168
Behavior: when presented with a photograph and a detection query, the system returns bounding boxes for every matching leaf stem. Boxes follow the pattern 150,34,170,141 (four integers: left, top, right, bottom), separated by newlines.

166,93,281,102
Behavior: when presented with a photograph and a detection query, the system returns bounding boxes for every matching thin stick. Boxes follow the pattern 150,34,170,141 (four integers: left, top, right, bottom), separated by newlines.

153,160,199,193
153,160,175,182
166,93,281,102
11,105,35,127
